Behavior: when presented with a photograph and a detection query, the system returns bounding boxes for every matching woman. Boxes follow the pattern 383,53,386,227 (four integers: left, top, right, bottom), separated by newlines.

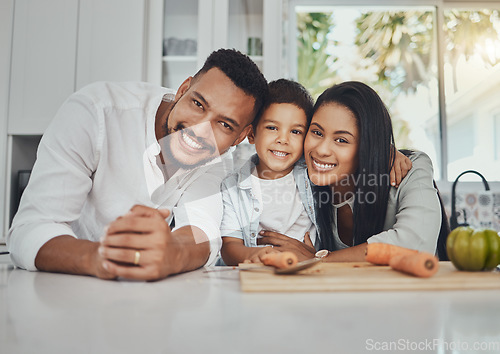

257,81,442,261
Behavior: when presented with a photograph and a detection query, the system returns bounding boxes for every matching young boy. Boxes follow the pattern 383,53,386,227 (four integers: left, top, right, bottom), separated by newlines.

219,79,317,265
218,80,413,266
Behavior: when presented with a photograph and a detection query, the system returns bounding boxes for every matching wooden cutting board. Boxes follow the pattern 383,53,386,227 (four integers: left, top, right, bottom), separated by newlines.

239,261,500,292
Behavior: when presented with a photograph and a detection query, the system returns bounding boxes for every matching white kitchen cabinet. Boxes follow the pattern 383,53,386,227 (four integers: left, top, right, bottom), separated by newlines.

161,0,224,89
227,0,282,81
161,0,201,89
227,1,264,67
161,0,283,90
8,0,150,135
3,0,156,237
8,0,79,136
76,0,148,90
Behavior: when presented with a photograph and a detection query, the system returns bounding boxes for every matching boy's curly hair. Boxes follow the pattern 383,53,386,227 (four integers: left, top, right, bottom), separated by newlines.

252,79,314,129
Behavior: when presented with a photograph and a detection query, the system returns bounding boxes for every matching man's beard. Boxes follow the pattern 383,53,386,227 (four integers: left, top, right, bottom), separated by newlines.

160,108,220,170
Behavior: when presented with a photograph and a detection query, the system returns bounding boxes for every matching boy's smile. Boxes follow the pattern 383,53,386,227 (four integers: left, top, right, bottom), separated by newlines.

270,150,289,158
248,103,308,180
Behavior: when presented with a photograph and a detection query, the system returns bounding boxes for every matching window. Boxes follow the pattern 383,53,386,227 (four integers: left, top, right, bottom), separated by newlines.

448,115,474,163
443,9,500,181
287,1,500,181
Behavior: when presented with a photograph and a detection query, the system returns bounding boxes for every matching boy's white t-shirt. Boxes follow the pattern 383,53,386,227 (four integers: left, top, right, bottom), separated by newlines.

250,170,316,243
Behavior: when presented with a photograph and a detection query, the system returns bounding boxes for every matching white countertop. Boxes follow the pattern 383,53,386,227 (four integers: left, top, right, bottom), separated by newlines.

1,254,499,354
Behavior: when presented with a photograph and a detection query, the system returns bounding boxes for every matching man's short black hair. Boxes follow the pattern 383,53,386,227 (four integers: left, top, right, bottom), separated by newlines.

193,48,268,120
252,79,314,129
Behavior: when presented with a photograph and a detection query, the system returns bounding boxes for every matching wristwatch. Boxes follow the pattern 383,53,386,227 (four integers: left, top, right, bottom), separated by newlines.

315,249,330,260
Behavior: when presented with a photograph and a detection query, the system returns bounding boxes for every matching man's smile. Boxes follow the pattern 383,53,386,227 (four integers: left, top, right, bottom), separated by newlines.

181,130,203,150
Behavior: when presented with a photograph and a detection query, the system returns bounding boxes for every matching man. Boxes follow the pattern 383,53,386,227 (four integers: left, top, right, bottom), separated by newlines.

7,49,268,281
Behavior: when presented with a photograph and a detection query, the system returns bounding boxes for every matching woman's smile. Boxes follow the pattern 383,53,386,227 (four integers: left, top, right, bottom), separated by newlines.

304,103,359,186
311,157,337,172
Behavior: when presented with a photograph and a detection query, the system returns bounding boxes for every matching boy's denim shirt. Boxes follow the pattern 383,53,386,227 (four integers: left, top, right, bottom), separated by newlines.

220,153,319,249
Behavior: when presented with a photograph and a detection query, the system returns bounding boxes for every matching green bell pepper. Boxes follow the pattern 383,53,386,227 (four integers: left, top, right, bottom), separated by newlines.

446,226,500,271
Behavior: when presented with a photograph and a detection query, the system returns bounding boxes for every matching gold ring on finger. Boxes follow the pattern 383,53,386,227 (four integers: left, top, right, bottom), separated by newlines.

134,250,141,266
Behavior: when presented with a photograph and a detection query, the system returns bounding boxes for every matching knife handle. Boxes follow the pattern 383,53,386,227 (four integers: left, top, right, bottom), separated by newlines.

261,252,298,269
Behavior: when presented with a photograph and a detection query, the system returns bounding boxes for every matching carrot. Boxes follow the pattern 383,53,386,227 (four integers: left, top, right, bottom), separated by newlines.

260,252,298,269
365,243,418,265
389,252,439,278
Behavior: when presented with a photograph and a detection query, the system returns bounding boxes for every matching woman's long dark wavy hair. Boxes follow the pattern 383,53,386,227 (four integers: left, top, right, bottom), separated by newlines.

313,81,395,251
